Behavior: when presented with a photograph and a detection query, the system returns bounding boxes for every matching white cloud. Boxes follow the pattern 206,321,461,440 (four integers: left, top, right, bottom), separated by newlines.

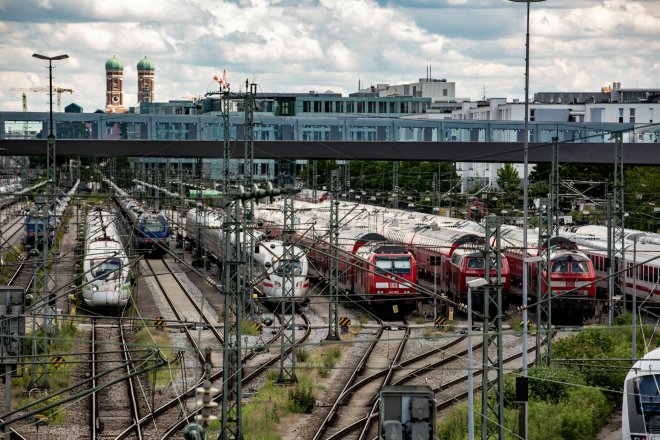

0,0,658,112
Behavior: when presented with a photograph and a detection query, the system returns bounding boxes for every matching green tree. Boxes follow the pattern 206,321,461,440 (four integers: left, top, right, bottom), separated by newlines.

496,163,521,208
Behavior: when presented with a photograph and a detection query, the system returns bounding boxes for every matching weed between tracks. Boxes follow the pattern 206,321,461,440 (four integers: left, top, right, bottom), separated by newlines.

205,342,347,439
134,325,176,388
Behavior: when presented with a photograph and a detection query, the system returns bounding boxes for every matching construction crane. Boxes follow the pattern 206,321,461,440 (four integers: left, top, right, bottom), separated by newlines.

11,86,73,112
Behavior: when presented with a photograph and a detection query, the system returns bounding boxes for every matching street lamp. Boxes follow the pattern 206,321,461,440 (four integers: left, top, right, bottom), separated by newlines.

508,2,545,439
33,53,68,189
466,277,489,440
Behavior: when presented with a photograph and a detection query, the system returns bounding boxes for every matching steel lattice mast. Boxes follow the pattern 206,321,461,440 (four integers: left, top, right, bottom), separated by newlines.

550,137,560,235
243,82,257,316
277,192,298,383
326,170,341,341
613,133,626,306
220,199,245,440
481,215,504,440
30,53,68,390
536,197,552,365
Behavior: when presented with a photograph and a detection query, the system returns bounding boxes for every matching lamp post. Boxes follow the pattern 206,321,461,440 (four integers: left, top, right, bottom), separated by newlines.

508,2,545,438
33,53,68,191
466,277,489,440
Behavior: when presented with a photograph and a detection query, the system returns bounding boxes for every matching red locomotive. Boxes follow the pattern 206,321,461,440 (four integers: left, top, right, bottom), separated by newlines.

500,226,596,323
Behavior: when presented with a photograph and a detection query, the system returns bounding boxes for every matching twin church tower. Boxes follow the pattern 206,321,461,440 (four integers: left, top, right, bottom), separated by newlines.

105,55,155,113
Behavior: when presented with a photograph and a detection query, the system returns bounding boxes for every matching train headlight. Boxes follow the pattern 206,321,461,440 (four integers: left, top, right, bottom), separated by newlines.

92,285,98,292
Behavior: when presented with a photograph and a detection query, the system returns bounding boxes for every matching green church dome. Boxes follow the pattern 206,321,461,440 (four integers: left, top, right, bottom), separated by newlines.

105,55,123,71
137,56,155,71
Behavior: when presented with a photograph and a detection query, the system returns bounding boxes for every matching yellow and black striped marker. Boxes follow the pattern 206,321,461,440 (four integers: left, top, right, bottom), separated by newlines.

51,356,65,369
434,316,447,327
338,317,351,327
154,316,166,328
520,320,533,329
253,322,263,333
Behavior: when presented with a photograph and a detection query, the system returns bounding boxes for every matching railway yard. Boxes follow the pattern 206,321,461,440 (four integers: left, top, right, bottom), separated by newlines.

0,178,653,439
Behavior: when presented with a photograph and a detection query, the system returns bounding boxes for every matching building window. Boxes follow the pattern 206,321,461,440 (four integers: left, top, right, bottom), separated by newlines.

629,108,636,123
336,101,343,113
379,102,386,113
530,109,535,122
313,101,322,112
368,101,375,113
619,108,624,123
347,102,354,113
357,102,365,113
303,101,310,112
443,89,448,96
325,101,332,113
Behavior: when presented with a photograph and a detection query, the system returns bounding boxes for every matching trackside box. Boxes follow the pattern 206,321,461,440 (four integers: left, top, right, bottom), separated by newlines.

379,386,435,440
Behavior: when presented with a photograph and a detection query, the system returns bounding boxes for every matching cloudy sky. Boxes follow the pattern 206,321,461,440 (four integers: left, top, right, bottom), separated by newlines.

1,0,659,113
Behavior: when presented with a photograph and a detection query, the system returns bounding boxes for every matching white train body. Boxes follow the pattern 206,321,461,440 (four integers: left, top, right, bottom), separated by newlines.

185,207,310,302
252,240,310,300
623,346,660,439
82,209,131,308
569,231,660,306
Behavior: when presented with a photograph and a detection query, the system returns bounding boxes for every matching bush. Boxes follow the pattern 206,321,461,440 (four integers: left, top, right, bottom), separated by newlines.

436,405,469,440
288,385,315,414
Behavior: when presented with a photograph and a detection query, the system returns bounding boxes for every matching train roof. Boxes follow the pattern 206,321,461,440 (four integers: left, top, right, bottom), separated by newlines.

625,347,660,381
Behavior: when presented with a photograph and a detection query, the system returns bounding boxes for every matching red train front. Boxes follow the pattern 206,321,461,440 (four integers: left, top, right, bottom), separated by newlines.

338,228,418,315
501,227,597,324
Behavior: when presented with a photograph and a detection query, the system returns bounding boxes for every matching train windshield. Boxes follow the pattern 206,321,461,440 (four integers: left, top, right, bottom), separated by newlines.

635,375,660,415
91,258,122,280
571,261,590,273
467,257,501,270
274,259,303,277
375,257,411,275
144,219,166,233
551,259,590,273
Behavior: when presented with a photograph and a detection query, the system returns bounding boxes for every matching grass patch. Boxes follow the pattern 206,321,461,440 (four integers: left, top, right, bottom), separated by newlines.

295,347,309,362
12,322,79,425
422,326,436,339
240,320,261,336
134,325,177,388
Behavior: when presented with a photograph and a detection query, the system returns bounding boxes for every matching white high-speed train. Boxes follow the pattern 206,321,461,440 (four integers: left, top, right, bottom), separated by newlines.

82,208,132,309
622,346,660,438
185,207,310,303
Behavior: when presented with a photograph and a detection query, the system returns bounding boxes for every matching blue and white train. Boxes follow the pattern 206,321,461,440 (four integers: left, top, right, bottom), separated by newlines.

24,181,79,252
105,179,170,258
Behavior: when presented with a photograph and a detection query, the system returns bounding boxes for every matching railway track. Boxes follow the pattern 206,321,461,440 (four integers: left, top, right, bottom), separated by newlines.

89,317,142,439
112,256,312,438
362,336,544,440
312,318,410,440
